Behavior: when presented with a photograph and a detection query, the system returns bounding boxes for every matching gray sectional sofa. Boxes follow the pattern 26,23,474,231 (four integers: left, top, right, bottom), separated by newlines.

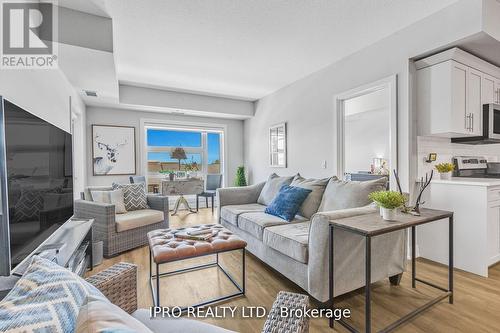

217,174,406,303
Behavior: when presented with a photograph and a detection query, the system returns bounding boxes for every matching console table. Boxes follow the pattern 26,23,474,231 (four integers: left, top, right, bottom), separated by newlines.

329,208,453,333
161,179,204,215
1,218,94,300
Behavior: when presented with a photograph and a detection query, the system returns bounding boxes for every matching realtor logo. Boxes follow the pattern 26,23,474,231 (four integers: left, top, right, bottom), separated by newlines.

1,1,58,69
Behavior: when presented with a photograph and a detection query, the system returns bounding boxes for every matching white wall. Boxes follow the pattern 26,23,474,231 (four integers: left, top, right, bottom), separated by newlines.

85,107,244,187
417,136,500,178
244,0,486,192
0,69,86,196
345,108,390,173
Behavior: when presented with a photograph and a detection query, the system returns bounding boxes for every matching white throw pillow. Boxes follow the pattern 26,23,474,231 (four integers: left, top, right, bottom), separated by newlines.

90,189,127,214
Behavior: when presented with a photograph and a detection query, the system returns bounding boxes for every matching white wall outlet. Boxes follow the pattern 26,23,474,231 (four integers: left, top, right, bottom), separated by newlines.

322,160,327,169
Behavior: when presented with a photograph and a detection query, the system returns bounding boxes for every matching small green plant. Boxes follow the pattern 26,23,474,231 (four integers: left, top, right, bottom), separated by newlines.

159,169,175,175
234,166,247,187
369,191,406,209
435,162,454,173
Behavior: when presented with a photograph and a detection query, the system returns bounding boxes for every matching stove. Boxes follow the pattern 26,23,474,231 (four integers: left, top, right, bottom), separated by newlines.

452,156,500,178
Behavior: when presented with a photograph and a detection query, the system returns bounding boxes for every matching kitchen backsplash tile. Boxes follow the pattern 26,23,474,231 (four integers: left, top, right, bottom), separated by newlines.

417,136,500,178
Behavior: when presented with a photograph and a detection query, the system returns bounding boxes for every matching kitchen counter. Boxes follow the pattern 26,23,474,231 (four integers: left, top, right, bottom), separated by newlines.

429,177,500,187
418,177,500,277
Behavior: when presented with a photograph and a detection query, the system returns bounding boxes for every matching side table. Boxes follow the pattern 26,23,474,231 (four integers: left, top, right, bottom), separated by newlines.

161,179,204,215
329,208,453,333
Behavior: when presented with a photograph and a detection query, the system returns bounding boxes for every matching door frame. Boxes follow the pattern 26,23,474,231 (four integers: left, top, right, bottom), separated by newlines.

334,75,398,188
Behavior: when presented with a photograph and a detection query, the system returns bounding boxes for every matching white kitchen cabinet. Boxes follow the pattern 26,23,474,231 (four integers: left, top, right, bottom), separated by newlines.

496,80,500,104
417,60,480,137
482,74,497,105
488,201,500,264
416,48,500,137
418,181,500,277
468,68,483,136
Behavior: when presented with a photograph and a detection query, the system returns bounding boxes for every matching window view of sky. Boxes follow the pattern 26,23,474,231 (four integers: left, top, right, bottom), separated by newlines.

147,129,220,164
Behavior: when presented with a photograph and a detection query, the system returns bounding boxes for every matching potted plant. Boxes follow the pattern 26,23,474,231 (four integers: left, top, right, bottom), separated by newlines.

234,166,247,187
435,162,454,180
160,169,176,181
369,191,406,221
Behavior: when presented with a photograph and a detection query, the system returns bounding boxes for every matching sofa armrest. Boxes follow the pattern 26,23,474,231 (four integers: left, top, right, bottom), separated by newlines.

147,194,169,215
262,291,309,333
217,182,266,207
86,262,138,314
307,204,378,302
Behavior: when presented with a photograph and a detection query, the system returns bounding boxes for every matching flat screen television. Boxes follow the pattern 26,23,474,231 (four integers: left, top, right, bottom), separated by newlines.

0,98,73,274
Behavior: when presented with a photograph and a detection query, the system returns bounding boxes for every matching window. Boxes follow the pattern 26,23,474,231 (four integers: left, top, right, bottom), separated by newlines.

145,127,223,193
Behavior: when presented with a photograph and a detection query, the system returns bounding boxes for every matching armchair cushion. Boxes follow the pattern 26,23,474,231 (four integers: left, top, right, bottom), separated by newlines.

257,173,294,206
76,296,152,333
220,203,266,225
115,209,165,232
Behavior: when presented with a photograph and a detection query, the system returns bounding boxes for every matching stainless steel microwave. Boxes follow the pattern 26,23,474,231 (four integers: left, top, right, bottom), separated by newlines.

452,104,500,144
485,103,500,140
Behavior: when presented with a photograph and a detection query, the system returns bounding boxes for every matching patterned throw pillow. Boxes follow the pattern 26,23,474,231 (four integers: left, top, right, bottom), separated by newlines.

112,183,149,211
265,185,312,222
0,256,105,333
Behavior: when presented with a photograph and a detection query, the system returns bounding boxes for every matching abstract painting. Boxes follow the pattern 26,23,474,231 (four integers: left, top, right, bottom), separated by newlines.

92,125,136,175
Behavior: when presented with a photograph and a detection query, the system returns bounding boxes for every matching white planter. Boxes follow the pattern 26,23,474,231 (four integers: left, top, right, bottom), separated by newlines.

381,207,397,221
439,172,452,180
379,206,384,217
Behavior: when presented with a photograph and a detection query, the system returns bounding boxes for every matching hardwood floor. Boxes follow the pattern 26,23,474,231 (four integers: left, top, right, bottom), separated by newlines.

91,209,500,332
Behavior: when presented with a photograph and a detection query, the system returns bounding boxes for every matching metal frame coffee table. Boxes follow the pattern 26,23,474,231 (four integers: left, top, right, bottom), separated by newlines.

147,226,246,312
328,208,453,333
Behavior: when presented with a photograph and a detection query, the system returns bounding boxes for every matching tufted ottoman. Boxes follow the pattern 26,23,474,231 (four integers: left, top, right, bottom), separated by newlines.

147,224,247,310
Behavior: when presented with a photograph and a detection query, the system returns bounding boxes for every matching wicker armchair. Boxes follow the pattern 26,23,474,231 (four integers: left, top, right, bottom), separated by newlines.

86,262,138,314
75,193,169,257
87,263,310,333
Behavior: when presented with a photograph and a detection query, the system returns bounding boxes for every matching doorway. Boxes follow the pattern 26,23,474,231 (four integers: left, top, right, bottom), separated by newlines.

335,76,397,188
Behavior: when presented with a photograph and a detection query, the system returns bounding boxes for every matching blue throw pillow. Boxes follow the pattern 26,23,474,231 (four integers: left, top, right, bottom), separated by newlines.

265,185,312,221
0,256,105,333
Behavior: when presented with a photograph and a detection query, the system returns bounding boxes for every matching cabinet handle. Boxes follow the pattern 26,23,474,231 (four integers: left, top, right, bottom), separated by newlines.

471,113,474,131
467,114,472,131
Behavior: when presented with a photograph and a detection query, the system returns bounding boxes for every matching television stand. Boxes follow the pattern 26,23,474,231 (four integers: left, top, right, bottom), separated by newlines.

0,218,94,300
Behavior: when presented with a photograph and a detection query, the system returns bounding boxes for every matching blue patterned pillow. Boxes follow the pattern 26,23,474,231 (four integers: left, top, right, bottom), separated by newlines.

0,256,105,333
265,185,312,221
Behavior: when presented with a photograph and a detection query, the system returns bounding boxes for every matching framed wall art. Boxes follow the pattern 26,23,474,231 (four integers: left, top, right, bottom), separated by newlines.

92,125,136,175
269,122,287,168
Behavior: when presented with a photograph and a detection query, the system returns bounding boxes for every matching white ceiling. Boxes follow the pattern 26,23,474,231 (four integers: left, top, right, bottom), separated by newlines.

56,0,462,105
99,0,459,101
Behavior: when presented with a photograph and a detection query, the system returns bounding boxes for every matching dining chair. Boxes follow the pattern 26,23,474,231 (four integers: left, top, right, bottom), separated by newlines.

196,174,222,214
129,176,147,184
